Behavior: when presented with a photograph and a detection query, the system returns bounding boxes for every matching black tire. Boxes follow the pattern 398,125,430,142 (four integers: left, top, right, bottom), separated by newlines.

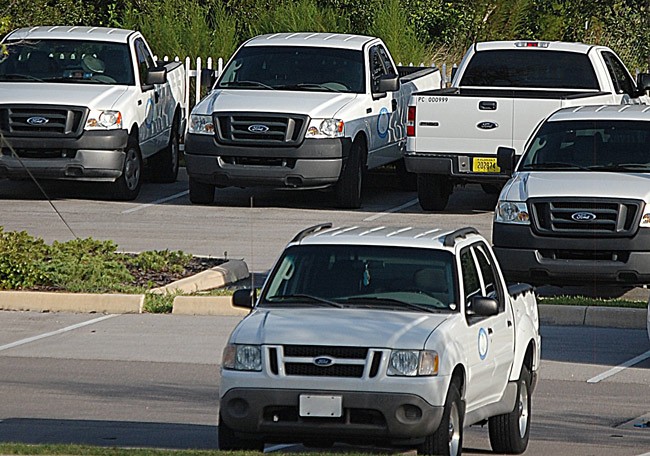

188,176,215,204
417,174,451,211
418,381,463,456
335,139,365,209
112,137,142,201
481,183,502,195
218,414,264,451
396,158,417,191
150,117,180,183
488,365,532,454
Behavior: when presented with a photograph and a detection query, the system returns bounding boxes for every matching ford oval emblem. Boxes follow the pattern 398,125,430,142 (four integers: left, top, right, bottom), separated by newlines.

248,124,269,133
571,212,597,222
477,121,498,130
313,356,334,367
26,116,49,126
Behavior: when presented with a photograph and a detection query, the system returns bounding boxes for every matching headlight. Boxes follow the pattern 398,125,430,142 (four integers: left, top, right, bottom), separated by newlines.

305,118,344,138
388,350,439,376
640,203,650,227
86,110,122,129
495,201,530,224
222,344,262,371
189,114,215,135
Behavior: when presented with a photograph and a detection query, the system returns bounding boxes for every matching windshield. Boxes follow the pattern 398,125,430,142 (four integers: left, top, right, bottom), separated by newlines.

217,45,365,93
519,120,650,172
460,50,599,89
0,39,134,85
260,245,458,312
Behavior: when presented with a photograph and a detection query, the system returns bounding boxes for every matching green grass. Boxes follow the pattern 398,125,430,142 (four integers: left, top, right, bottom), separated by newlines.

539,295,646,309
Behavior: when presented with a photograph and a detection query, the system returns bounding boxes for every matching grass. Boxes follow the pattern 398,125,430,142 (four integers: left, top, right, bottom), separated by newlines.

539,295,646,309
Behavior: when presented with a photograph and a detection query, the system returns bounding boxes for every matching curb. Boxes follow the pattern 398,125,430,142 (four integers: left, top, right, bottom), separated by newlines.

539,304,647,330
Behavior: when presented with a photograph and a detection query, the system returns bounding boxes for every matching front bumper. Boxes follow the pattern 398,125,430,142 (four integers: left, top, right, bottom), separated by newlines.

404,152,515,184
0,130,129,181
220,387,444,446
493,223,650,285
184,134,351,188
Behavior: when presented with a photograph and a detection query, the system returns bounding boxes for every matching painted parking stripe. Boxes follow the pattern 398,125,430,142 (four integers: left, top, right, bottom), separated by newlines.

0,314,117,352
587,349,650,384
363,198,419,222
121,190,189,214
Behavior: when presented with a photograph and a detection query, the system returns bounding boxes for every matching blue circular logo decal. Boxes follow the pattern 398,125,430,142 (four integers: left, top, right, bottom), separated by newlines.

478,327,489,360
377,107,390,139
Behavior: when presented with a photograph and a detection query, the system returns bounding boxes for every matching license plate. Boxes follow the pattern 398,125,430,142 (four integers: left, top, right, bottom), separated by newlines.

299,394,342,417
472,157,500,173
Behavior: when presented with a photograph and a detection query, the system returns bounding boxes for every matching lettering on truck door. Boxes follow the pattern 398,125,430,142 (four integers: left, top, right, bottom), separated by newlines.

366,44,399,167
460,243,514,410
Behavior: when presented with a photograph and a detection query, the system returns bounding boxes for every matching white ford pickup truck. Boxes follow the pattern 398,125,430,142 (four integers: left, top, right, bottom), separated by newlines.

405,40,650,211
0,26,186,200
185,33,441,208
220,223,541,456
493,104,650,286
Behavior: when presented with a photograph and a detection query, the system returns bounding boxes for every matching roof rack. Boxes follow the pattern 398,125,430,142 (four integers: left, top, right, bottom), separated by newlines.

443,227,478,247
291,223,333,243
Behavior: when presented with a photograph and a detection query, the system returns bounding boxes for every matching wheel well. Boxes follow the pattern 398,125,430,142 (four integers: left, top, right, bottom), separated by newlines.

352,132,368,168
451,365,466,399
129,124,139,143
524,341,535,371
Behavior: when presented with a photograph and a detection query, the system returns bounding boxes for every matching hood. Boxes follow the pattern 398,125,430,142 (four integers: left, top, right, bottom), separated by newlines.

0,82,129,109
503,171,650,202
230,308,451,349
195,89,357,118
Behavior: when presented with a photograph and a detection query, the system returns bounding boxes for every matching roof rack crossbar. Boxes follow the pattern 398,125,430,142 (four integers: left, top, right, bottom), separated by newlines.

443,227,478,247
291,223,333,243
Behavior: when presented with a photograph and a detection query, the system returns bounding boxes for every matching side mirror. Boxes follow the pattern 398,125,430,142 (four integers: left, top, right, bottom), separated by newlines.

201,68,217,89
377,73,400,93
468,296,499,317
637,73,650,93
497,146,516,176
232,288,256,309
145,65,167,86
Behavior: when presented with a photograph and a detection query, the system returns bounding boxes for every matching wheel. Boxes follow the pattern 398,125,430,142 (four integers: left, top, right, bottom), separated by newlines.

481,183,502,195
112,137,142,200
189,176,215,204
218,414,264,451
335,139,365,209
417,174,451,211
150,117,180,183
488,365,532,454
418,381,463,456
396,158,417,191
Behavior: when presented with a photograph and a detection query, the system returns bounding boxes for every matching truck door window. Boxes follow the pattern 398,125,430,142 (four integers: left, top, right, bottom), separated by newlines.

460,248,481,305
134,38,156,87
473,244,504,311
601,51,635,96
369,45,392,93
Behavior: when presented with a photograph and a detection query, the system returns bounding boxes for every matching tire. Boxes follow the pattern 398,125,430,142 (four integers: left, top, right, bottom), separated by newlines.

481,183,502,195
150,118,180,183
488,365,532,454
218,414,264,451
188,176,215,204
417,174,451,211
335,139,365,209
112,137,142,201
396,158,417,191
418,381,463,456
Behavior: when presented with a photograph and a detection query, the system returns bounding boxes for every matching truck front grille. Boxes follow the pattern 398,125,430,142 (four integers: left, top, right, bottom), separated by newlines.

268,345,383,379
0,105,88,137
530,198,642,236
214,112,308,146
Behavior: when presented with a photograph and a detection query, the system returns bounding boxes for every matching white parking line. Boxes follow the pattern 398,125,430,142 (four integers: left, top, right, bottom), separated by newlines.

0,314,117,352
121,190,189,214
586,349,650,384
363,198,419,222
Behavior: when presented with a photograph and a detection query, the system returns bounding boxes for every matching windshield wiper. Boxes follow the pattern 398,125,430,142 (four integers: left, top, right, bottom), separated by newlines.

276,83,340,92
265,294,344,307
341,296,440,313
219,80,275,90
588,163,650,172
520,162,589,171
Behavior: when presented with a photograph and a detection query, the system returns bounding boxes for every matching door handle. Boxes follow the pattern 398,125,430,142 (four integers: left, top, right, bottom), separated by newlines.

479,100,497,110
391,99,398,111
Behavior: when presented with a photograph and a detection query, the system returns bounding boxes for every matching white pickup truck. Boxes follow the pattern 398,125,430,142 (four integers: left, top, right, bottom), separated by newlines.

0,26,186,200
493,104,650,287
220,223,541,456
405,40,650,211
185,33,441,208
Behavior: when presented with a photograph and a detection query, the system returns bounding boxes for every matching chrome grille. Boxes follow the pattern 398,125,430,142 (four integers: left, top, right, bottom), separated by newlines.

0,105,87,137
531,198,642,236
215,112,308,146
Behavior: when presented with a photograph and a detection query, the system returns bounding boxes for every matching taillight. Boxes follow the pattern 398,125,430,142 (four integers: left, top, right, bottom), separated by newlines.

407,106,416,137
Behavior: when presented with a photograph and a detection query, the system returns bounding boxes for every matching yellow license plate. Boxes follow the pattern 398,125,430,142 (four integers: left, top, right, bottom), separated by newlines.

472,157,500,173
